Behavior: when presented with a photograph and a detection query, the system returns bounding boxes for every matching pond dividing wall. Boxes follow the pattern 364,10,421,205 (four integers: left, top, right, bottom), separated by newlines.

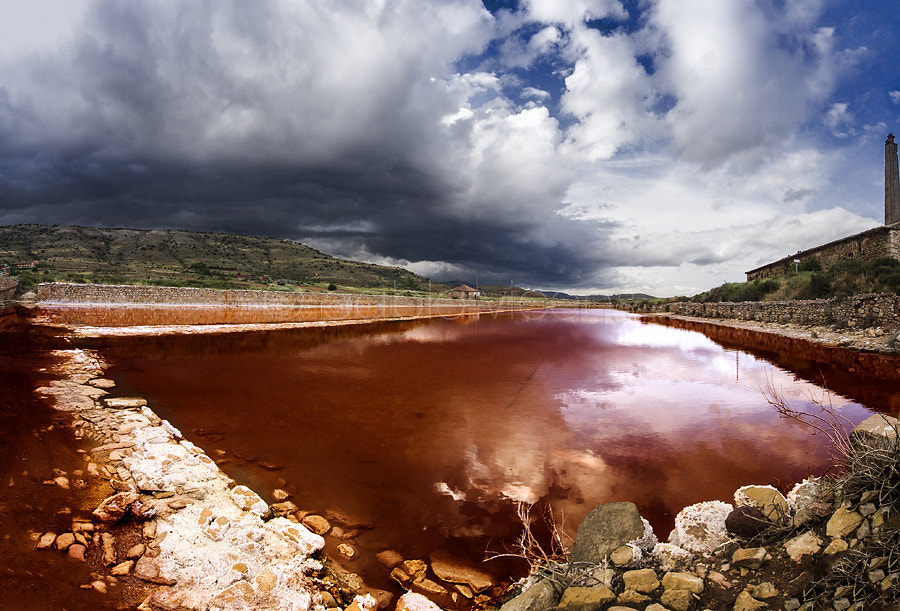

34,282,545,327
639,293,900,331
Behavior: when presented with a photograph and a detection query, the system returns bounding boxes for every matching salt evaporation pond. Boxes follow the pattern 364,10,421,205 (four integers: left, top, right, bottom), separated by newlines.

82,308,892,591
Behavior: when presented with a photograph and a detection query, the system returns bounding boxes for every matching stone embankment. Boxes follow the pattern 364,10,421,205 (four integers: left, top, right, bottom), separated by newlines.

638,294,900,353
32,283,547,329
500,415,900,611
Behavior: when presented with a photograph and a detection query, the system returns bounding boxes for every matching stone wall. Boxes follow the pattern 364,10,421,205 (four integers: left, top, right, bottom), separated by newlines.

746,225,900,281
33,283,543,327
641,293,900,330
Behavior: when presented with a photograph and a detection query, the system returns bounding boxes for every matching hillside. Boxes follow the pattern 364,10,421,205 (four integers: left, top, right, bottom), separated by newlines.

0,224,444,295
687,256,900,304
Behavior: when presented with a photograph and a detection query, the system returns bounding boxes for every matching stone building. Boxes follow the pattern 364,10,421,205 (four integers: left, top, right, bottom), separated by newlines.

448,284,481,299
746,134,900,281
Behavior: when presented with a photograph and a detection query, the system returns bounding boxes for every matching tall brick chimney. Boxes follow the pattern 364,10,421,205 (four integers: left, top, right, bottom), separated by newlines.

886,133,900,225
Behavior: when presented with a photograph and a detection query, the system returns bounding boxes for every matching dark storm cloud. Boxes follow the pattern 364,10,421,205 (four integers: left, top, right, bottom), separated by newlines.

0,0,887,295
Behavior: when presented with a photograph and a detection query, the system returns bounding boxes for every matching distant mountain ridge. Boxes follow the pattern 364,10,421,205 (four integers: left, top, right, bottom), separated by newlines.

0,224,441,294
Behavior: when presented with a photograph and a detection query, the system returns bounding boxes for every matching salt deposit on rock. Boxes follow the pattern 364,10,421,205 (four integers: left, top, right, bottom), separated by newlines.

34,347,339,611
667,500,733,554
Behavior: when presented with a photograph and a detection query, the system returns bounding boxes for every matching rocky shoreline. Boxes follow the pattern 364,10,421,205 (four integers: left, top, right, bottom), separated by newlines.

499,414,900,611
641,313,900,355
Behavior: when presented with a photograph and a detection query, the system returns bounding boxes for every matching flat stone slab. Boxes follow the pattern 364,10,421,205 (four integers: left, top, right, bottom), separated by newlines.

103,396,148,409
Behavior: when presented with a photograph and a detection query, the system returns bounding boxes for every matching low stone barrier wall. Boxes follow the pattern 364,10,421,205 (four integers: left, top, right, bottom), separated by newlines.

639,293,900,330
34,283,543,327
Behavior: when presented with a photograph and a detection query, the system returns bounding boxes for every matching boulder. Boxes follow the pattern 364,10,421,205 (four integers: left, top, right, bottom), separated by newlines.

36,532,57,550
731,547,767,570
850,414,899,450
558,586,616,610
568,502,646,565
660,589,693,611
734,485,789,523
429,549,494,593
609,545,634,566
301,514,331,535
376,549,404,569
826,508,864,538
617,589,651,605
651,543,693,572
54,532,75,551
622,568,659,593
783,531,821,562
734,591,767,611
499,579,561,611
92,491,141,523
787,477,832,527
668,501,733,554
751,582,778,599
662,571,704,594
725,506,769,538
396,592,442,611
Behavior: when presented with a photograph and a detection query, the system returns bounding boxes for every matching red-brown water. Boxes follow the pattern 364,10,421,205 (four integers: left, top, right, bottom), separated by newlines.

80,309,891,594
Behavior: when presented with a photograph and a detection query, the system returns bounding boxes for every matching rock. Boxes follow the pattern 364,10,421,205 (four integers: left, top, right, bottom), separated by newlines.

55,532,76,551
256,568,277,593
103,397,148,409
92,492,141,523
731,547,767,570
410,577,447,598
850,414,899,450
783,598,801,611
396,592,442,611
228,485,269,516
301,514,331,535
499,579,560,611
646,605,669,611
391,567,413,588
725,506,770,538
783,531,821,562
126,543,145,559
270,500,299,517
110,560,134,575
662,571,704,594
826,508,865,538
610,545,634,566
735,485,789,523
668,500,733,554
376,549,404,569
133,556,176,585
622,568,659,593
429,549,494,593
617,589,650,605
652,543,693,571
733,591,767,611
660,589,693,611
36,532,57,550
751,582,778,599
558,586,616,610
568,502,646,564
101,532,117,566
272,488,290,502
54,476,71,489
337,543,357,559
824,538,849,554
403,559,427,579
68,544,86,561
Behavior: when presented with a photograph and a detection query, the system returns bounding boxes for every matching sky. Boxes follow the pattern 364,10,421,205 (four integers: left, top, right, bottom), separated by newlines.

0,0,897,296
